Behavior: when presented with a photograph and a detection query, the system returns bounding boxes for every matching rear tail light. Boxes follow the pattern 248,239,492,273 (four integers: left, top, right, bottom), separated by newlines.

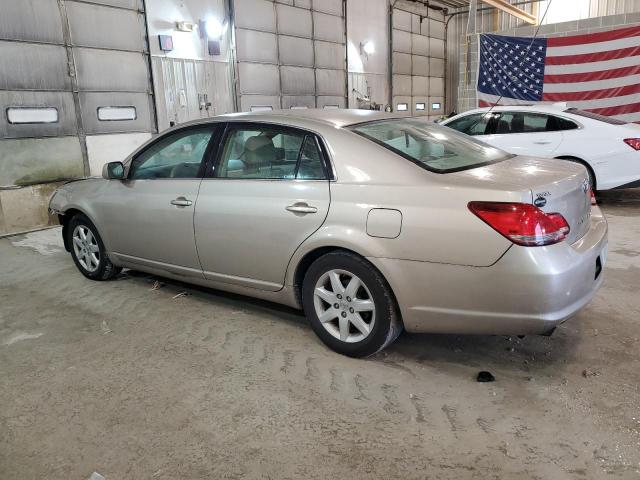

623,138,640,150
590,189,597,206
468,202,570,246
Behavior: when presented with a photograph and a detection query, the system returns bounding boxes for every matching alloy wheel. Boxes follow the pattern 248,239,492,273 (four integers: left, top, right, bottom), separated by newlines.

313,269,376,343
72,225,100,273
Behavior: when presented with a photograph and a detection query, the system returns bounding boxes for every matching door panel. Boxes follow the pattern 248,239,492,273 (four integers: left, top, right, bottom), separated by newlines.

194,180,329,290
95,125,217,274
482,112,563,157
97,179,203,273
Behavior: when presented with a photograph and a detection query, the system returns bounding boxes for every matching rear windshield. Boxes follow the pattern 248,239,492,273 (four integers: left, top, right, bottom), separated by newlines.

350,118,513,173
564,108,627,125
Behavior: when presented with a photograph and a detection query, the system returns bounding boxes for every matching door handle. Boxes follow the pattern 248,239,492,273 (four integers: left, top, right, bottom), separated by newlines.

286,202,318,214
533,141,552,145
171,197,193,207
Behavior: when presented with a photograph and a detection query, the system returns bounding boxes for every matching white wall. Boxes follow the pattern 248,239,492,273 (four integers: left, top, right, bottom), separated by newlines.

146,0,234,129
346,0,390,109
146,0,230,61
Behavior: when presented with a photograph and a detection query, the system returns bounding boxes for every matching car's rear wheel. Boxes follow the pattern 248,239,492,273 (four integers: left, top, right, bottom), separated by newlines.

67,214,121,280
302,251,402,357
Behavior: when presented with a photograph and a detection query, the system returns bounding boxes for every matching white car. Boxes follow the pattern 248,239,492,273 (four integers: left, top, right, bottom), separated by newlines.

440,104,640,190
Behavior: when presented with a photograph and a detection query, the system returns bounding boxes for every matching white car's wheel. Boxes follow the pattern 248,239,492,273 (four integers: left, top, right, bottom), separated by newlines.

302,251,402,357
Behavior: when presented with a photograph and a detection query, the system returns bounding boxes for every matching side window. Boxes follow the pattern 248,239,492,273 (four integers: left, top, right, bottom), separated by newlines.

217,126,326,180
446,113,490,136
130,127,215,179
296,136,326,180
547,115,579,131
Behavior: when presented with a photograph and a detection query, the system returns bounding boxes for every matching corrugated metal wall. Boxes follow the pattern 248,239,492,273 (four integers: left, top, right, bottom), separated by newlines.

232,0,348,110
446,0,640,113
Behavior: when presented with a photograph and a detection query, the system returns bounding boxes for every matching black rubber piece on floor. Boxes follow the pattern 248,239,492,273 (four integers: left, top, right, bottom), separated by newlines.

477,371,495,382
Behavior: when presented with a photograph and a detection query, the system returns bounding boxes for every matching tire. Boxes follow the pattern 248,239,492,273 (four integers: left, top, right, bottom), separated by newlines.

560,157,596,191
67,213,121,281
302,251,402,357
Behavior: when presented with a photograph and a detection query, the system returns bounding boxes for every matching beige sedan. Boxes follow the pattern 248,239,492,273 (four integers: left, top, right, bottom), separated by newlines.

49,110,607,357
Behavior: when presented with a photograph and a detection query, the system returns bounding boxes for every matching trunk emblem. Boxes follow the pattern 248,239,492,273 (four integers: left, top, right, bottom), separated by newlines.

534,196,547,207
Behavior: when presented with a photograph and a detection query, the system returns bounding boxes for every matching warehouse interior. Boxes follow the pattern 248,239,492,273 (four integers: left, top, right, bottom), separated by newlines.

1,0,640,478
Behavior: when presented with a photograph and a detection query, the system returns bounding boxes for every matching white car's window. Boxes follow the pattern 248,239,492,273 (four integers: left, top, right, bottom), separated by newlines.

217,127,326,180
446,113,495,136
494,112,579,134
352,119,513,173
129,127,215,179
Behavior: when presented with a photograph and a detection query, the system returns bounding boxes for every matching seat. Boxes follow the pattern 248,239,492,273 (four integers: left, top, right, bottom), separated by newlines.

496,119,511,134
244,135,277,173
510,114,524,133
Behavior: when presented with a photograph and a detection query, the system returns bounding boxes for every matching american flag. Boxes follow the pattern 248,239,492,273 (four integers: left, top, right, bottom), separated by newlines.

477,25,640,123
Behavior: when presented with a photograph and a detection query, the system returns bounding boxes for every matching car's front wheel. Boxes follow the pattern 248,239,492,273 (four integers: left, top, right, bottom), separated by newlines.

67,213,121,280
302,251,402,357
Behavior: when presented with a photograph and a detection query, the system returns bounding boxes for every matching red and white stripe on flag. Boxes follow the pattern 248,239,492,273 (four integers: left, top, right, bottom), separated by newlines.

478,25,640,123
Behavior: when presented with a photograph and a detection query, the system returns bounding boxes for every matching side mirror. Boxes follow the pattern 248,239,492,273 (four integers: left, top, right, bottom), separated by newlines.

102,161,125,180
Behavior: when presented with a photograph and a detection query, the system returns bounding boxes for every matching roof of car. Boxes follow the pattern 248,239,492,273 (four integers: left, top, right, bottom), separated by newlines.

448,103,572,117
217,108,404,128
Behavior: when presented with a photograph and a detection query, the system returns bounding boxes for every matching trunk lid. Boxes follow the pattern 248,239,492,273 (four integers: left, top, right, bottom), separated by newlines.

451,156,592,244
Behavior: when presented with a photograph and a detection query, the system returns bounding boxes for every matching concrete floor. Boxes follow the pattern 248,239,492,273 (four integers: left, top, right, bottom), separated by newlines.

1,192,639,480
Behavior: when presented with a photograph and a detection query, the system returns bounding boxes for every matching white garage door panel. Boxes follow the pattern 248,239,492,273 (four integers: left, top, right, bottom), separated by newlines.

392,53,412,75
281,66,315,95
412,96,428,116
79,0,141,9
80,91,152,134
317,96,345,108
240,95,280,112
276,4,312,37
430,38,445,59
412,76,428,96
313,12,344,43
279,36,313,67
75,48,149,92
67,2,143,51
313,0,342,16
412,56,428,76
392,96,412,116
238,63,279,95
429,96,444,115
430,58,445,78
234,0,276,32
412,33,428,56
0,42,70,91
393,30,411,54
393,10,411,31
282,95,315,109
430,77,444,96
0,91,76,138
315,41,344,70
393,75,412,96
316,69,345,96
430,19,445,39
0,0,64,44
294,0,311,8
236,29,278,63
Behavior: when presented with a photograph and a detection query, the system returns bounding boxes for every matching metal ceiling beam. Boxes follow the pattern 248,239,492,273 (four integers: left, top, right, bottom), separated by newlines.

480,0,537,24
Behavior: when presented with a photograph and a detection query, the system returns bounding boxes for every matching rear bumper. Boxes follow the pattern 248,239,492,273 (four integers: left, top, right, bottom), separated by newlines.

369,208,608,335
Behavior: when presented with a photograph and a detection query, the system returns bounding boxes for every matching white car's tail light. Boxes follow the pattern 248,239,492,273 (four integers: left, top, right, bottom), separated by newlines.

468,202,570,247
623,138,640,150
590,189,597,206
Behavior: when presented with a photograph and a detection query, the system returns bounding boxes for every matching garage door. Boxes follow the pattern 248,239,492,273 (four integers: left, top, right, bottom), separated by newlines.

391,7,445,119
233,0,347,111
0,0,155,187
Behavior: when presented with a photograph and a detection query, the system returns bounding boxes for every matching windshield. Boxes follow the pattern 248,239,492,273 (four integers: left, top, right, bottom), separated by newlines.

350,118,513,173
